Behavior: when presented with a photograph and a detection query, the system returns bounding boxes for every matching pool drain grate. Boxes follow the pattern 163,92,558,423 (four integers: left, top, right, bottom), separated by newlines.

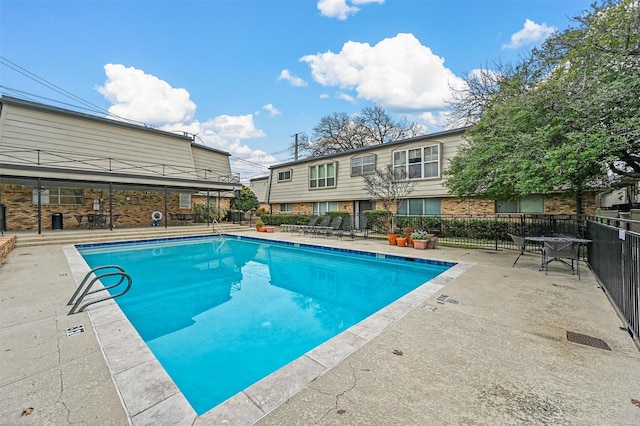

66,324,85,337
566,331,611,351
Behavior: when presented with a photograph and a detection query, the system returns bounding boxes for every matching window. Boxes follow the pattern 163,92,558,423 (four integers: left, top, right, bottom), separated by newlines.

398,198,441,215
280,203,292,213
393,144,440,179
351,155,375,176
312,201,338,215
496,195,544,213
309,163,336,189
32,187,83,205
278,169,292,182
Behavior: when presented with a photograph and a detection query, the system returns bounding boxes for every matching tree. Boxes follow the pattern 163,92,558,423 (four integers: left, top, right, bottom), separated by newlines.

445,0,640,204
230,186,260,212
294,104,425,157
362,165,415,233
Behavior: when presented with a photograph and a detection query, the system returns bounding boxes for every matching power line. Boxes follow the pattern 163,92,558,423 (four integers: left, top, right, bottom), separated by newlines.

0,56,151,127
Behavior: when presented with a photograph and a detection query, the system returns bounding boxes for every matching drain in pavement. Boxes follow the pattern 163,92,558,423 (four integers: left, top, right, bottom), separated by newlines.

566,331,611,351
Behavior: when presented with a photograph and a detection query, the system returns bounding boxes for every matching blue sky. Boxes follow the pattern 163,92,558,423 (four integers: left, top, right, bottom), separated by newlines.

1,0,592,180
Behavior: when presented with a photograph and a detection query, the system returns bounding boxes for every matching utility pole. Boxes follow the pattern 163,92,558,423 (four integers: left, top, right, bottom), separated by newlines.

294,133,299,161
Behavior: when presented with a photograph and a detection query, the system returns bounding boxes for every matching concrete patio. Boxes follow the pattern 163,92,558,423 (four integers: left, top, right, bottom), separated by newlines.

1,228,639,425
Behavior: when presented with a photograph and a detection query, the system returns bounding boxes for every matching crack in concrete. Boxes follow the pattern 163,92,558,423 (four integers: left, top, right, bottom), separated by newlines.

310,363,369,424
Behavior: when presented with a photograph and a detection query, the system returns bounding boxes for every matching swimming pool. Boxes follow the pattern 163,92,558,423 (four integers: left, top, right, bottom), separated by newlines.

77,235,454,415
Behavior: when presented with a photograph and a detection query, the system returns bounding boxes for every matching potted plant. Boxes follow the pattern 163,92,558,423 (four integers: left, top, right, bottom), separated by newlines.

362,165,416,245
426,234,438,249
411,230,429,249
403,226,415,247
255,219,265,232
395,235,407,246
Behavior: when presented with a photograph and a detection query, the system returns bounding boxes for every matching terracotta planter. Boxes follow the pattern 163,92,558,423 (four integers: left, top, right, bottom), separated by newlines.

258,227,267,232
405,235,414,247
387,234,400,245
413,239,428,249
426,238,437,249
264,226,275,233
395,237,407,247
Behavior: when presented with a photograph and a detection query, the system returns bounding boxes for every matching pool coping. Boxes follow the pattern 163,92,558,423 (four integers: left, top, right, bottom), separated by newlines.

63,235,473,425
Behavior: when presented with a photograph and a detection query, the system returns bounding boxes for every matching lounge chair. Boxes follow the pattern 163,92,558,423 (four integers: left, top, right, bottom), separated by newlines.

303,215,331,235
295,215,319,233
332,215,352,239
351,215,370,239
313,215,342,237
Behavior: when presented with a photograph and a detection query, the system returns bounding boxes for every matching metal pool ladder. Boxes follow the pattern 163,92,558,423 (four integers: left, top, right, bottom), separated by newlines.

67,265,132,315
213,219,225,236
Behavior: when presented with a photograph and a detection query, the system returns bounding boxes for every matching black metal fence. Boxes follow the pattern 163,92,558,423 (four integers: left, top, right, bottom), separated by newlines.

586,217,640,341
391,214,585,250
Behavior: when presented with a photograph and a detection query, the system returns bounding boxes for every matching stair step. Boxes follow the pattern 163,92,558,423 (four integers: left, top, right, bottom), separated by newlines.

12,224,252,247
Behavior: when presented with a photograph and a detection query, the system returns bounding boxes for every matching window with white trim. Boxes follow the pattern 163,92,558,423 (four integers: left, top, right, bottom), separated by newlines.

351,155,375,176
280,203,293,213
393,144,440,179
309,163,336,189
278,169,292,182
312,201,338,215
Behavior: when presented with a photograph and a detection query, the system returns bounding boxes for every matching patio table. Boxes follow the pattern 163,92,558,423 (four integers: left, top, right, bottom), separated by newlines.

525,236,591,277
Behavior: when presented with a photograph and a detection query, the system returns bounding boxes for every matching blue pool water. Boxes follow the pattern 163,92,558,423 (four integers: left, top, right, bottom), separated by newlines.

78,236,453,415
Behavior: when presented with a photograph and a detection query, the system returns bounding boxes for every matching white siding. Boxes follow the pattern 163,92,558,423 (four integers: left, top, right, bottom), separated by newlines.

250,177,270,203
191,145,232,179
268,131,467,204
1,102,195,178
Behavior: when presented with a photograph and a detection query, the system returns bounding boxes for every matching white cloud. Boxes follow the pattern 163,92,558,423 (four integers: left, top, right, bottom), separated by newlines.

317,0,359,20
262,104,281,117
301,33,465,109
503,19,557,49
317,0,382,20
97,64,196,125
98,63,274,179
278,69,308,87
337,92,356,103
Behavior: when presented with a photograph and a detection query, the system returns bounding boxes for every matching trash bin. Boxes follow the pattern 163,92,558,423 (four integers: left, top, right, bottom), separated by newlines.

52,212,63,230
0,204,6,232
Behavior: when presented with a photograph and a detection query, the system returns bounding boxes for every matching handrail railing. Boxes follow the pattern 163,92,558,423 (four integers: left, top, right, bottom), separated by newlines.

213,220,225,236
67,265,132,315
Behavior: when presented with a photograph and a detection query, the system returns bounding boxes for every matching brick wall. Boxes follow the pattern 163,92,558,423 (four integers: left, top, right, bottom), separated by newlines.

0,183,229,231
442,198,495,215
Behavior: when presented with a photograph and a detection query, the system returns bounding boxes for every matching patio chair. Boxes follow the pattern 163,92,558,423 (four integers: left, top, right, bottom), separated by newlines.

508,233,527,267
292,215,319,233
543,240,581,279
332,215,352,239
314,215,343,238
351,215,370,239
303,215,331,235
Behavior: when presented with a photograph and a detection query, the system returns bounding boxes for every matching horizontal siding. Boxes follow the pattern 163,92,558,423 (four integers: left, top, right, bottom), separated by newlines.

269,133,466,204
0,104,221,180
250,178,269,203
191,146,232,179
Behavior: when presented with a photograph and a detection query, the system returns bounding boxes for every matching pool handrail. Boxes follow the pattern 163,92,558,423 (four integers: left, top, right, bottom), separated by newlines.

67,265,132,315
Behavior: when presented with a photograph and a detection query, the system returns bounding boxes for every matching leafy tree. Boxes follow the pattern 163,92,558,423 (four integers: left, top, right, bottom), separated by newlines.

362,165,415,233
295,104,425,157
445,0,640,204
230,186,260,212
